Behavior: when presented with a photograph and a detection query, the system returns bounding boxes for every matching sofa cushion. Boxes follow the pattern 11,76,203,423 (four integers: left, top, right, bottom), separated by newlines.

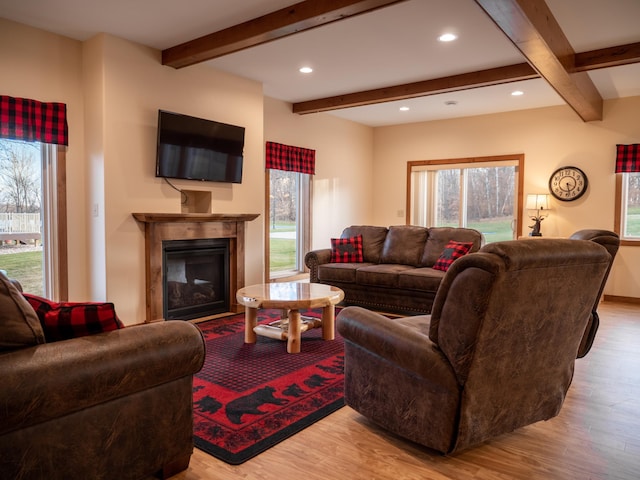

356,264,416,288
318,263,375,284
331,235,364,263
380,226,428,266
23,293,124,342
397,267,446,291
0,272,46,351
433,241,474,272
341,226,388,263
421,227,482,267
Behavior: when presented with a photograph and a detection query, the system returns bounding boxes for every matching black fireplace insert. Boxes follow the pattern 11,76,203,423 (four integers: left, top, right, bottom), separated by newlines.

162,238,230,320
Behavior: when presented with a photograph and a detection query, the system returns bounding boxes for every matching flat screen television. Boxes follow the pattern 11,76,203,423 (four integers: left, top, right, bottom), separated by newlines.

155,110,245,183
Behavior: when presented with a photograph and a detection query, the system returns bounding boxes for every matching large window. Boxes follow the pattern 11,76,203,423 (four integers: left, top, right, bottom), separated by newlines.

615,172,640,244
407,155,524,242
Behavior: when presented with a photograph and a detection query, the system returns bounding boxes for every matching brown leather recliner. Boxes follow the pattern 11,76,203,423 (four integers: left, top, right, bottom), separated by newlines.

0,274,206,480
337,239,610,454
569,229,620,357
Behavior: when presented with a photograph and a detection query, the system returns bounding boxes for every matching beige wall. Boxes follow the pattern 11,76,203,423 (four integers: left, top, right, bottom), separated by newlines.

264,97,374,249
0,18,88,297
93,34,266,324
372,96,640,299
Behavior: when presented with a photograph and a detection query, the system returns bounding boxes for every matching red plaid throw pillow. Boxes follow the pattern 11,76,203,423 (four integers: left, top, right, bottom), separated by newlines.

22,293,124,342
330,235,364,263
433,241,474,272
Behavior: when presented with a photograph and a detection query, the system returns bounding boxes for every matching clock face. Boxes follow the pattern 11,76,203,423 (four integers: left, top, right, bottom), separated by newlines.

549,166,588,201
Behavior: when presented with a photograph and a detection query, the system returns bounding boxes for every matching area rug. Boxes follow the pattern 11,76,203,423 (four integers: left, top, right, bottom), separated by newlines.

192,308,345,465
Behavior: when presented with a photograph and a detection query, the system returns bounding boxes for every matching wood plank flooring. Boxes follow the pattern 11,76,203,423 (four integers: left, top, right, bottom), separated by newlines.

172,301,640,480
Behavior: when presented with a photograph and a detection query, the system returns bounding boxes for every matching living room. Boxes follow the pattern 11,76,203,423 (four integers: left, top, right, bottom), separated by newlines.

1,1,640,478
1,9,639,324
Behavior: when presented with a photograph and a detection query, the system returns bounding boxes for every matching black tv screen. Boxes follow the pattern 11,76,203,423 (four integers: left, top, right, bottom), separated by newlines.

155,110,245,183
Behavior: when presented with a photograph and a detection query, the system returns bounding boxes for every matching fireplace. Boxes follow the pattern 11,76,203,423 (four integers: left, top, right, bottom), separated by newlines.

132,213,259,322
163,238,230,320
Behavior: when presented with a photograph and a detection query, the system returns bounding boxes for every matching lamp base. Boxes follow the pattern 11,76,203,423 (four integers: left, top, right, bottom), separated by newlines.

529,232,542,237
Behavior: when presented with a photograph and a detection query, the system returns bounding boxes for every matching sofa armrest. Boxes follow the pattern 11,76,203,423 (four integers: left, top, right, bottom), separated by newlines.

336,306,458,388
0,320,205,436
304,248,332,282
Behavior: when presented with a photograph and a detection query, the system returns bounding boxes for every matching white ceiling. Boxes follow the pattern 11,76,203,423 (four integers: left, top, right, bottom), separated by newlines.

1,0,639,127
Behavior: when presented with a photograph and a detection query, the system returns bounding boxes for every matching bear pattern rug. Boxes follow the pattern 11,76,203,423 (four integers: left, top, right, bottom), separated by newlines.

193,308,345,464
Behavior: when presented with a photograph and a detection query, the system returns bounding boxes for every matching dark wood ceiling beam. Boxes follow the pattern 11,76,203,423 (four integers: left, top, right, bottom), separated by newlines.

292,42,639,114
474,0,603,122
573,41,640,71
162,0,407,69
293,63,537,114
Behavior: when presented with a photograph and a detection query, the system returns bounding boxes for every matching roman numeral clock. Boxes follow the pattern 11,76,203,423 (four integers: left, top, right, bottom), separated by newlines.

549,166,588,201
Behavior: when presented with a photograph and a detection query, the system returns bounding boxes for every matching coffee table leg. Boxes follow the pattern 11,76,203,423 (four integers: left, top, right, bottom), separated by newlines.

321,305,335,341
287,309,301,354
244,306,257,343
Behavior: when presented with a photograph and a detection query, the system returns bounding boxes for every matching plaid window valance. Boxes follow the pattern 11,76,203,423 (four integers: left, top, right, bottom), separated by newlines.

266,141,315,175
615,144,640,173
0,95,68,146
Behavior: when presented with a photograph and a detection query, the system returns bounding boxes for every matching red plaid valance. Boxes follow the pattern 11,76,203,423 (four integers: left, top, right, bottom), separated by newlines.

0,95,68,146
266,141,315,174
616,144,640,173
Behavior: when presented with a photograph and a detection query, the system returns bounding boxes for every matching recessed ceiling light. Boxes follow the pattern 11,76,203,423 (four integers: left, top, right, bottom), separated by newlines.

399,106,410,111
511,90,524,96
438,33,457,42
299,66,313,74
444,100,458,106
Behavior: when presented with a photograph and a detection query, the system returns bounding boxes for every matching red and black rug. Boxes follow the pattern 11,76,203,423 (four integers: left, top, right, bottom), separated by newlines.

192,308,345,465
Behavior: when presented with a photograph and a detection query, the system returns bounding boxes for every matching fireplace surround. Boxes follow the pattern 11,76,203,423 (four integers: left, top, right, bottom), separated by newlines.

133,213,259,322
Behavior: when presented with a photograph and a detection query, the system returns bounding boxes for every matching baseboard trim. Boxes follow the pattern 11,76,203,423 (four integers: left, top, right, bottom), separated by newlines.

603,294,640,305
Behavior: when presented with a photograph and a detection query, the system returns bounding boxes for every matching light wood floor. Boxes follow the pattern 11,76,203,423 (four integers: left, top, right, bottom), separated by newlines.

173,301,640,480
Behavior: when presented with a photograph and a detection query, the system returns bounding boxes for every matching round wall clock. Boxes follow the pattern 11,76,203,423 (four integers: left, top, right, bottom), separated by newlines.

548,166,588,201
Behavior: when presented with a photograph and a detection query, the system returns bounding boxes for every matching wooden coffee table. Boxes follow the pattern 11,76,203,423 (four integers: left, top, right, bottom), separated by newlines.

236,282,344,354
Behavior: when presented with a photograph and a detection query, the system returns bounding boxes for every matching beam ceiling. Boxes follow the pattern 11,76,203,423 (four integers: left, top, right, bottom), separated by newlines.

162,0,407,68
474,0,602,121
292,42,640,114
163,0,640,121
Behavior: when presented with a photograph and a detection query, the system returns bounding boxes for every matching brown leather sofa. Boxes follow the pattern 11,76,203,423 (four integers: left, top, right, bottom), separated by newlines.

0,273,206,480
305,225,484,314
337,239,610,454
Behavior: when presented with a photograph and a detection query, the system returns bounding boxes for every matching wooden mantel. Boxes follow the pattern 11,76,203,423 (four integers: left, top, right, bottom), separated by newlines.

132,213,259,224
133,212,259,322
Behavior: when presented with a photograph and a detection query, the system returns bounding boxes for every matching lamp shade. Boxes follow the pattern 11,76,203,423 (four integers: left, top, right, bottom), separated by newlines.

526,194,550,210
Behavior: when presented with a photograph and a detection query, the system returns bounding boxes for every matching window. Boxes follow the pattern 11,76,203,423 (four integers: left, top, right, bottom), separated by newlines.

615,172,640,244
264,141,315,281
0,95,68,299
0,139,67,297
407,155,524,242
266,169,311,279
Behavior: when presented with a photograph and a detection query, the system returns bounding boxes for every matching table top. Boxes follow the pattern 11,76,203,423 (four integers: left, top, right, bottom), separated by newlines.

236,282,344,310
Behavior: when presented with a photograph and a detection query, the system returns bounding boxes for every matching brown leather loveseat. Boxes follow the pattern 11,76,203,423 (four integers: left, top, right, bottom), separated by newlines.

305,225,484,315
0,273,205,480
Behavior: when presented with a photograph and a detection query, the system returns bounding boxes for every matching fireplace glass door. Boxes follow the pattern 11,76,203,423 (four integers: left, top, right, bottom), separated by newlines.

162,238,230,320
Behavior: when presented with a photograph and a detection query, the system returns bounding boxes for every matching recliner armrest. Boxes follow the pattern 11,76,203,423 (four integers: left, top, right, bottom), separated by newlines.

0,321,205,436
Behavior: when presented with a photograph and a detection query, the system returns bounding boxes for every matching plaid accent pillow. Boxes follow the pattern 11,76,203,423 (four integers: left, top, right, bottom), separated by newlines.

22,293,124,342
330,235,364,263
433,241,474,272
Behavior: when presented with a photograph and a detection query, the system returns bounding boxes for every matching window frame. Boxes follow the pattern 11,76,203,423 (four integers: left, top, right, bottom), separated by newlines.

614,172,640,247
264,168,312,282
406,154,525,239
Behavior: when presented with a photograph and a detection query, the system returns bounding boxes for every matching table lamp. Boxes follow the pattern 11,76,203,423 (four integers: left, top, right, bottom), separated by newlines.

526,194,550,236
